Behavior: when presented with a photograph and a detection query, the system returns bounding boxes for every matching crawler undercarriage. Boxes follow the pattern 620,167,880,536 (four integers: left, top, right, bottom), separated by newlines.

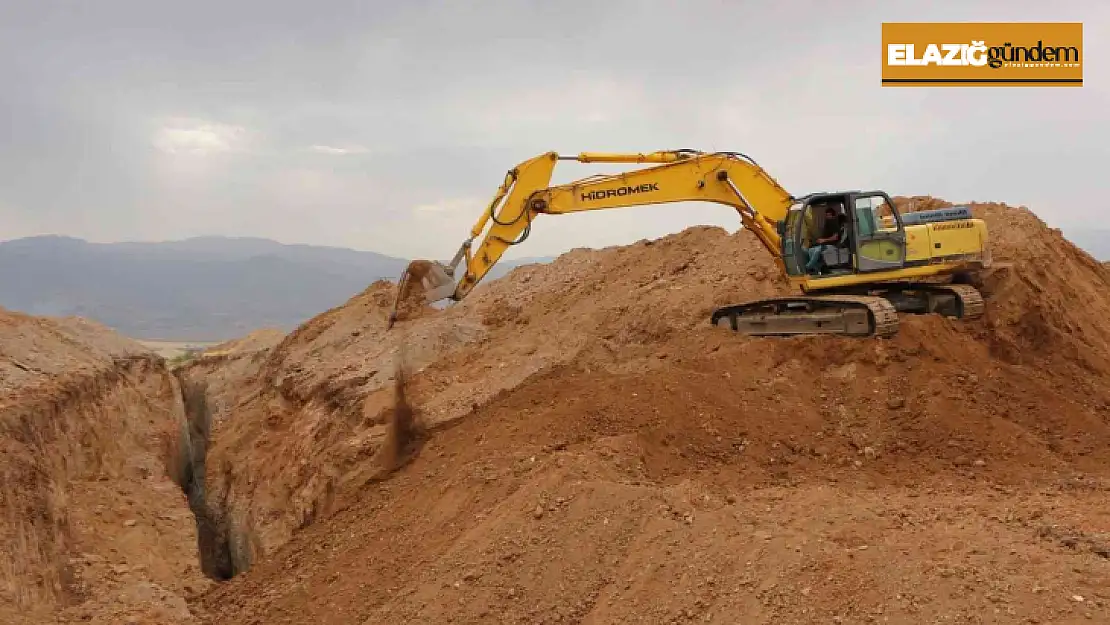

709,282,984,338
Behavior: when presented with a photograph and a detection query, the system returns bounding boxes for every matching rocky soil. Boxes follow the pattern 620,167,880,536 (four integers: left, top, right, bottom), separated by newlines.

0,310,212,624
174,198,1110,623
6,196,1110,624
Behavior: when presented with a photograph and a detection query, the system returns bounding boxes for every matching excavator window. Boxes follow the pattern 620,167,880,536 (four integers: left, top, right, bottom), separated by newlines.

874,197,894,226
789,197,854,276
854,195,900,234
781,204,807,276
803,203,821,247
851,192,908,272
818,200,853,273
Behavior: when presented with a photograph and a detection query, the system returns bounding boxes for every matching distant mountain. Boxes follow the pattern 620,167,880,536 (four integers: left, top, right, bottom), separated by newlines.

0,235,553,341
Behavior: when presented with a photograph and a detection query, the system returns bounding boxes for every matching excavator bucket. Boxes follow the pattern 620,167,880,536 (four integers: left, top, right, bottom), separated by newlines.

386,259,458,329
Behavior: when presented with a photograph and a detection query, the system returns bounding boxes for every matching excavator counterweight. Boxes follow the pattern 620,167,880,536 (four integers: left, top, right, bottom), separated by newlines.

386,149,991,338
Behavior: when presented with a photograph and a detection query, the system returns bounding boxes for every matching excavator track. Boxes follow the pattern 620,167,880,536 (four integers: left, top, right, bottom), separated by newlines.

875,282,985,320
710,294,899,338
927,283,985,319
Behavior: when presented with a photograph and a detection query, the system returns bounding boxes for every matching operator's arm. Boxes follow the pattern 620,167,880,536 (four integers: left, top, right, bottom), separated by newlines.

814,218,843,244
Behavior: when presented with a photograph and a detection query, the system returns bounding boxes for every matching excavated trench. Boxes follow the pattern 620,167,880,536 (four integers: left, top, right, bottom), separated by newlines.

0,352,214,624
166,370,255,582
161,356,422,588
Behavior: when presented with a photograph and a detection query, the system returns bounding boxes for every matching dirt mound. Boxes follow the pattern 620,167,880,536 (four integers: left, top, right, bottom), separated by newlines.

185,199,1110,623
892,194,956,214
0,310,148,398
970,203,1110,375
893,196,1110,374
183,227,788,558
178,328,288,426
203,328,285,357
198,320,1110,623
0,308,209,624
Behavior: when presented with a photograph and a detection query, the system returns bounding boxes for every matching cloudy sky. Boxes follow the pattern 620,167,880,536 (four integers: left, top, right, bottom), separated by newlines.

1,0,1106,261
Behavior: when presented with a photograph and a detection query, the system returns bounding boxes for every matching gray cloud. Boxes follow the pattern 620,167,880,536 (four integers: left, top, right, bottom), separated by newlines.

0,0,1106,261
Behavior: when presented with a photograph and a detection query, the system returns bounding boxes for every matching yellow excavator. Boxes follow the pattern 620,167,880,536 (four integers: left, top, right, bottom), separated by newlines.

387,149,991,338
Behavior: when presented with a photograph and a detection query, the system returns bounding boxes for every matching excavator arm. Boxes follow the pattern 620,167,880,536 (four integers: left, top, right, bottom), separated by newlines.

389,150,797,323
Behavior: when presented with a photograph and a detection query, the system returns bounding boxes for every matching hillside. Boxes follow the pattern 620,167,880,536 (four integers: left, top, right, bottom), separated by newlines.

164,198,1110,624
0,236,551,341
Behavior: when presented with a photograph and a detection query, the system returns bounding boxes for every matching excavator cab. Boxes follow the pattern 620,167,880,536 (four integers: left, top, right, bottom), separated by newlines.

779,191,908,279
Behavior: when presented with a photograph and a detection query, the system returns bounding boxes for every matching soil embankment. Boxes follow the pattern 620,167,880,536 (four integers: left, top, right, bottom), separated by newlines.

0,312,211,624
173,198,1110,623
9,197,1107,623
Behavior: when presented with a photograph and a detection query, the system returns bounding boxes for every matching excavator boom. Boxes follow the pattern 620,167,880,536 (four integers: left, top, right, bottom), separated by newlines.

400,150,793,306
386,148,990,338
